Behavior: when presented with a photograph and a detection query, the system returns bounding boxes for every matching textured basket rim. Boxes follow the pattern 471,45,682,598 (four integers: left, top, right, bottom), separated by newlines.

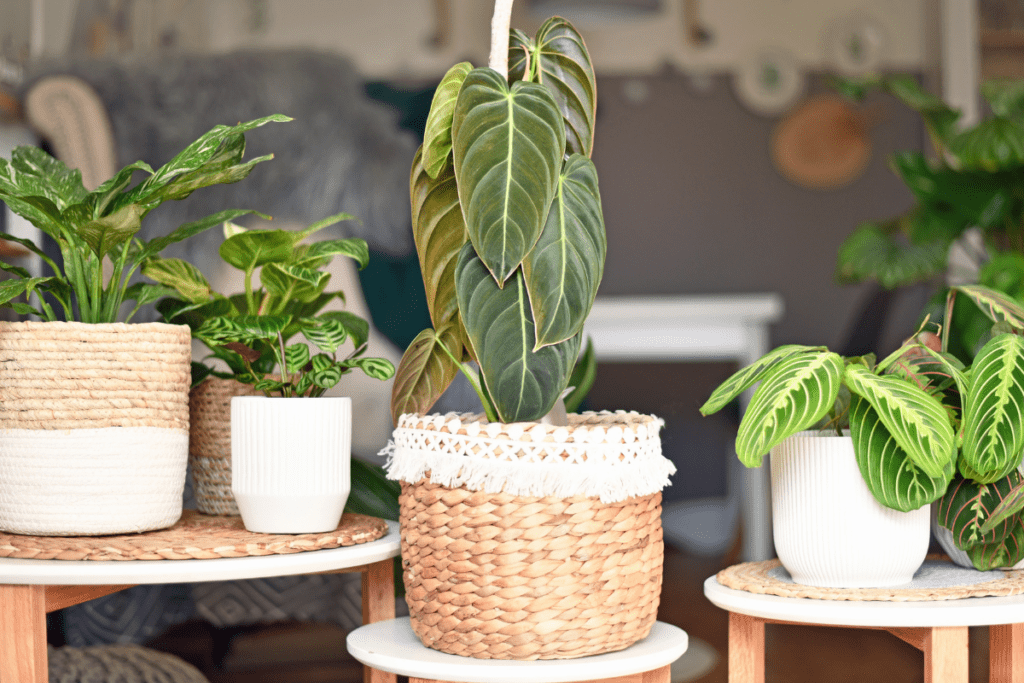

382,410,675,503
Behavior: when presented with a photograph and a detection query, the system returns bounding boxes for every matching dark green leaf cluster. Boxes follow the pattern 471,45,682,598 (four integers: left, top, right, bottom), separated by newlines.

391,16,605,424
0,115,289,322
833,75,1024,300
151,212,394,398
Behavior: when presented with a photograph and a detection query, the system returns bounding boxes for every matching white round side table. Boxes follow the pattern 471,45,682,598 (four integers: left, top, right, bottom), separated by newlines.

347,618,689,683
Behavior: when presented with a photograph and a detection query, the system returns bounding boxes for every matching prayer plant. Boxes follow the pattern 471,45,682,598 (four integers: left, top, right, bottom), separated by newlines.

390,2,605,424
701,283,1024,570
149,213,396,398
0,114,288,323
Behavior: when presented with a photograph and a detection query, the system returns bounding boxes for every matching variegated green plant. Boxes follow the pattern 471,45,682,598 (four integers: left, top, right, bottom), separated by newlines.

700,341,957,514
148,213,395,398
390,9,605,424
0,115,288,322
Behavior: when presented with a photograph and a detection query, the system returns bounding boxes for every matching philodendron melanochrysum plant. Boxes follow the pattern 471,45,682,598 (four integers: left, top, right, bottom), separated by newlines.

389,2,606,425
0,114,288,322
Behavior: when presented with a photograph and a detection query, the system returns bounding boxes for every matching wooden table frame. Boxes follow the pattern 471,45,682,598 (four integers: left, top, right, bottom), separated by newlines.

707,575,1024,683
0,536,400,683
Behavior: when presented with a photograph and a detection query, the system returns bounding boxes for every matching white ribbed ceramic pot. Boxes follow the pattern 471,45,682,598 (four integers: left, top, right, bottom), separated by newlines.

231,396,351,534
770,431,930,587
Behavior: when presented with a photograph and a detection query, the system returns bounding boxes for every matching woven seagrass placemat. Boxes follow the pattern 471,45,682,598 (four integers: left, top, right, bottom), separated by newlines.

0,511,388,561
717,556,1024,602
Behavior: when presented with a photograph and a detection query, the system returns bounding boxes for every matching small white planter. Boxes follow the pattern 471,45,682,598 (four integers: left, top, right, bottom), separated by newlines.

771,431,930,587
231,396,352,534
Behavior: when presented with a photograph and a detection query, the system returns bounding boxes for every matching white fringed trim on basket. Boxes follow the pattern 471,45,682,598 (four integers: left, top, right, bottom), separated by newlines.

380,410,676,503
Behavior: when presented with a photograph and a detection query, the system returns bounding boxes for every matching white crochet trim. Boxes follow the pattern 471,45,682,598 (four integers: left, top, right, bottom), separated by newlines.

380,410,676,503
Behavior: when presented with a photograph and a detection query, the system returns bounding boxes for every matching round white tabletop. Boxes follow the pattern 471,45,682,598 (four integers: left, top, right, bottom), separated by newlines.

0,520,400,585
704,575,1024,628
346,618,689,683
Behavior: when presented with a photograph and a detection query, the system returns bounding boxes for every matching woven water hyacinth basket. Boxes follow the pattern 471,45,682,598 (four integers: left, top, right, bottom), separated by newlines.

383,410,675,660
0,321,191,535
188,377,261,515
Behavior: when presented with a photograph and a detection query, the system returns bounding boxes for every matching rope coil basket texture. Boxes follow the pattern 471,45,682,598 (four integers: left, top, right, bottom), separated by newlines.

383,410,675,660
0,321,191,535
189,377,261,515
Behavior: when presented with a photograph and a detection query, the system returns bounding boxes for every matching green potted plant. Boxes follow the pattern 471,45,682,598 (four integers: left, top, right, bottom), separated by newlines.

0,114,286,536
148,213,396,533
382,0,675,661
833,74,1024,363
700,330,956,586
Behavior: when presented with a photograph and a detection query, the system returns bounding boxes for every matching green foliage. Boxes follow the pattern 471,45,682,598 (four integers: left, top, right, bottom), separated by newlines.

0,115,288,322
392,15,604,423
152,213,394,397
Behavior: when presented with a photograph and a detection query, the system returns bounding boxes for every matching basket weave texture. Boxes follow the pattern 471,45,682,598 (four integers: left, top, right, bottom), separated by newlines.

0,321,190,431
388,411,670,660
188,377,261,515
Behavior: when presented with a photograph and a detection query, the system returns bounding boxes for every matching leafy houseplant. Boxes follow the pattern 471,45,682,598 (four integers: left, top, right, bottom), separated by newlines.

382,0,675,660
149,214,397,533
833,75,1024,362
0,115,286,536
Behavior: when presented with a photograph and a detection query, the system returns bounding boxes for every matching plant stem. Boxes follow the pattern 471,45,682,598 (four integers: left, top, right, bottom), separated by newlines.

489,0,514,78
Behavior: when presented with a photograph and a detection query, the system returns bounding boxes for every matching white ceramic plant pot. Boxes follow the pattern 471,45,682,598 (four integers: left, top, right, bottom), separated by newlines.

231,396,352,534
771,431,930,587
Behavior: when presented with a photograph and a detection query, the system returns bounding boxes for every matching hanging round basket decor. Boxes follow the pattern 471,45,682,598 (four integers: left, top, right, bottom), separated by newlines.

0,321,191,536
383,410,675,660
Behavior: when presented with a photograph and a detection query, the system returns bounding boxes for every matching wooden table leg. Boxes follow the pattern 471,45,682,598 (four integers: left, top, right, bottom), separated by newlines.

362,559,397,683
924,626,968,683
991,623,1024,683
729,612,765,683
0,585,47,683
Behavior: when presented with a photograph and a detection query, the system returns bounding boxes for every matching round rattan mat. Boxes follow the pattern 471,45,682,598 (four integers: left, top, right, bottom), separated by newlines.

0,511,388,561
717,556,1024,602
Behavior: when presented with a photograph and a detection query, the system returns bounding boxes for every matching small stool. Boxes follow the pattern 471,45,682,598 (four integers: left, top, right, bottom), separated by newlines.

346,618,688,683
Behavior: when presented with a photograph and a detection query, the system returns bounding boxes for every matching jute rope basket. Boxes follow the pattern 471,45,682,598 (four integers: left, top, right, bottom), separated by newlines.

383,410,675,660
0,321,191,535
188,377,261,515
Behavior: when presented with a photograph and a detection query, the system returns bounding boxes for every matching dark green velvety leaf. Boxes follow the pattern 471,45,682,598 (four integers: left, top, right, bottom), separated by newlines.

347,458,401,521
850,395,950,512
938,471,1024,552
452,67,565,284
422,62,472,179
410,146,469,344
190,362,215,388
563,336,596,413
961,333,1024,481
390,325,462,424
455,243,579,422
892,152,1014,230
523,154,605,348
508,16,598,157
141,257,213,304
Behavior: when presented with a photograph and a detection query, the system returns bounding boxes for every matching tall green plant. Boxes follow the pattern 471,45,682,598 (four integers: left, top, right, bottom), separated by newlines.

0,115,288,322
390,10,605,424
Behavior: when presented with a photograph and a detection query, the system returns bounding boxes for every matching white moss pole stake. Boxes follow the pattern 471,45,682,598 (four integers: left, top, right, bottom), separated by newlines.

489,0,514,78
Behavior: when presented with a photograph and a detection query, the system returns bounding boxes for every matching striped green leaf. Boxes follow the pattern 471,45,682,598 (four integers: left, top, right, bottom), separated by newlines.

980,475,1024,535
850,395,951,512
954,284,1024,330
508,17,598,157
522,154,606,349
961,333,1024,481
844,365,957,479
422,62,472,179
260,263,329,304
390,325,463,424
342,356,396,381
938,472,1024,551
967,519,1024,570
284,343,311,374
701,345,821,417
456,243,580,422
298,317,349,354
736,351,844,467
452,67,565,284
